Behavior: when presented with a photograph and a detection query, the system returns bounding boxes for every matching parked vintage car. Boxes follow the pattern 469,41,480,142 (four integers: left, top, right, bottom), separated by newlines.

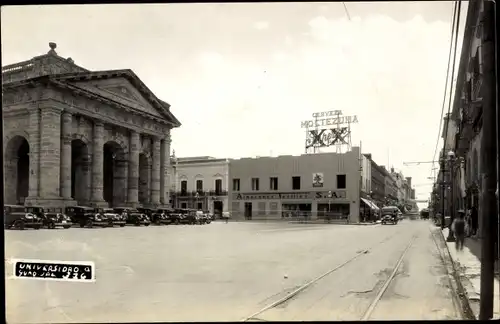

203,210,213,224
113,207,151,226
4,205,43,230
99,208,126,227
181,209,198,225
65,206,111,228
151,208,175,225
137,207,154,223
26,206,72,229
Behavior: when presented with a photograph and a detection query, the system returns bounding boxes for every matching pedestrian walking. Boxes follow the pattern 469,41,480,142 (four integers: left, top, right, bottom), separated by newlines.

452,210,466,251
222,211,230,224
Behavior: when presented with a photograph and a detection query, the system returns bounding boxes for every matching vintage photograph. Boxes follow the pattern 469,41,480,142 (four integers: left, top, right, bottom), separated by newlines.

2,1,499,322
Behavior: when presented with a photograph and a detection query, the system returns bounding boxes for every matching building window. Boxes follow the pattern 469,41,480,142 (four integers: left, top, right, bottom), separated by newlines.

215,179,222,194
292,176,301,190
233,179,240,191
181,180,187,193
270,177,278,190
197,202,203,210
196,180,203,192
337,174,346,189
251,178,260,191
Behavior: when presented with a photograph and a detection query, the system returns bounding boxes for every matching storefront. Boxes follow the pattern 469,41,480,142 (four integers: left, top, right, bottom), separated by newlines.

360,197,380,222
231,190,356,222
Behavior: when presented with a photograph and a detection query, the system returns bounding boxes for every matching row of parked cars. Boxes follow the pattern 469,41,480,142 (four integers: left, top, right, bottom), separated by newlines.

4,204,215,230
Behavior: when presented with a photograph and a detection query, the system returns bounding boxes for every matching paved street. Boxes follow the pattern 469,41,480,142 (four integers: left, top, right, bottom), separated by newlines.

5,220,461,323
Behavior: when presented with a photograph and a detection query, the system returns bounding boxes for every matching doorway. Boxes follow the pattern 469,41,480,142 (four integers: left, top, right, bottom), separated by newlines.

213,200,223,217
244,202,253,220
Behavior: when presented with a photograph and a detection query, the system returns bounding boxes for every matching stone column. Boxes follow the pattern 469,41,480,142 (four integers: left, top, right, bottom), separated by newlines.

27,107,40,199
82,153,92,204
150,138,161,205
90,121,105,204
127,131,140,205
39,107,62,198
60,111,72,199
160,135,171,205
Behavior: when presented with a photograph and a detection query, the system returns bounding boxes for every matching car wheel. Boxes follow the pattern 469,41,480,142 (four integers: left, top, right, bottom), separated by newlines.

63,225,71,229
145,223,150,227
34,225,41,230
15,220,25,230
86,220,93,228
120,224,125,227
175,220,180,225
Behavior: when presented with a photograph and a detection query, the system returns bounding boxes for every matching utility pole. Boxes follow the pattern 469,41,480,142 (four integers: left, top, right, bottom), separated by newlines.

479,0,497,320
441,155,446,230
496,0,500,314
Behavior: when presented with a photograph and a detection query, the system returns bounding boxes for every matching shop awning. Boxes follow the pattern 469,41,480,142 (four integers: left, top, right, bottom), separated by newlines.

361,198,379,211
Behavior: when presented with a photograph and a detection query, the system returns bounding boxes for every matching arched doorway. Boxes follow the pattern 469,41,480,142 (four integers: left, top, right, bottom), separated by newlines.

4,136,30,205
71,139,90,204
103,141,127,207
138,153,151,205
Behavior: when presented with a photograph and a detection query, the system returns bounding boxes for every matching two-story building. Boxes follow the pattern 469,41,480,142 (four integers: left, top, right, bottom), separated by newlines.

170,156,229,215
228,147,364,223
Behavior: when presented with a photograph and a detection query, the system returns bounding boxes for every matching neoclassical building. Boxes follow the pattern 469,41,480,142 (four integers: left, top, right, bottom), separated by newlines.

2,43,181,208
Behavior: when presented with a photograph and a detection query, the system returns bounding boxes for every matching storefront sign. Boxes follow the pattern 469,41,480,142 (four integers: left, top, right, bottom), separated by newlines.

312,173,324,188
233,191,347,201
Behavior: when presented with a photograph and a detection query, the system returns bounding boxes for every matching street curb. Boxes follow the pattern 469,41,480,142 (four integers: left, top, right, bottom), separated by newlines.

430,225,476,320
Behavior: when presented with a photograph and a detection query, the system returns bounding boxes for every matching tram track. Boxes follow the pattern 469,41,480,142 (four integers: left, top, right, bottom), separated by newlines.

240,230,411,322
360,235,417,320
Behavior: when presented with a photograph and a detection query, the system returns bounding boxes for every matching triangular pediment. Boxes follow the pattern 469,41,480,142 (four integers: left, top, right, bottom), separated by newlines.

72,77,164,118
51,70,181,127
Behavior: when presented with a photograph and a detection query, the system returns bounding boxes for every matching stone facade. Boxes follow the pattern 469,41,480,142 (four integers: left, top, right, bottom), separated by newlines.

2,43,181,208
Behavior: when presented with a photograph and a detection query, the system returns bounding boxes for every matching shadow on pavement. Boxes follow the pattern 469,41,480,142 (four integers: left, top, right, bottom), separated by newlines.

464,237,500,277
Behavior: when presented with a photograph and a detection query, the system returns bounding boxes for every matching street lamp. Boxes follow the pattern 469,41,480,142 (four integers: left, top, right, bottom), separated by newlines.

446,150,456,242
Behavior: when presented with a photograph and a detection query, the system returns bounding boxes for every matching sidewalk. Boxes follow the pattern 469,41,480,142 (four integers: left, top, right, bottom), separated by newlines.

442,227,500,319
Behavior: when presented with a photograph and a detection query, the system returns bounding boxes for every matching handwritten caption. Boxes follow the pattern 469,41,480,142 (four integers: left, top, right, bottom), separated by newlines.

11,259,95,282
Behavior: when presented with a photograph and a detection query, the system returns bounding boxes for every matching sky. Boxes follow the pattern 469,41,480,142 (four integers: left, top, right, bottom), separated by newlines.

1,2,469,203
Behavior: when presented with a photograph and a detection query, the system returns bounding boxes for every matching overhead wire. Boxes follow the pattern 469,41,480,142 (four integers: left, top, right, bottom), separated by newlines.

430,1,459,179
441,0,462,169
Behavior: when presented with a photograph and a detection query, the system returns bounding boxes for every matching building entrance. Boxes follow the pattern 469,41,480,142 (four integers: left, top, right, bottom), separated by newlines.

281,203,312,219
244,202,252,220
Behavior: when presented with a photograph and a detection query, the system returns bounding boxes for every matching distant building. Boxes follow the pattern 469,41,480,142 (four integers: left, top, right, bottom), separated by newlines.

170,156,229,215
380,166,398,205
364,154,386,207
228,148,368,223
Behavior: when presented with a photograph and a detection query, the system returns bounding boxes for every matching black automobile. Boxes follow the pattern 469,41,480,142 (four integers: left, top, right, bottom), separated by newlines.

420,208,430,220
113,207,151,226
177,209,197,225
99,208,126,227
65,206,111,228
137,207,154,222
4,205,43,230
380,206,399,225
27,206,72,229
151,208,175,225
